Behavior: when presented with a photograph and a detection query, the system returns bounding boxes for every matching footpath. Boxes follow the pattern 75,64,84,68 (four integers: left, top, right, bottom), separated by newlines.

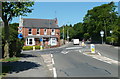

79,43,119,65
3,52,52,78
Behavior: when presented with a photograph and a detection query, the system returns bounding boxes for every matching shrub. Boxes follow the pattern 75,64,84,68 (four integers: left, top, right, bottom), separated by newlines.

106,37,111,43
35,45,40,49
22,46,33,50
22,45,42,50
106,36,118,44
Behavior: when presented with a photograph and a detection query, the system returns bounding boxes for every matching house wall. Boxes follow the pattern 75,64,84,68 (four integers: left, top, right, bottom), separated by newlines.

32,28,37,35
22,27,28,38
40,29,44,35
22,28,60,36
22,28,60,46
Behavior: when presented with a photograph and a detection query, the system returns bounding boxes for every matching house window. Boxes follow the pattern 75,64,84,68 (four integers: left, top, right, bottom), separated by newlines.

28,28,32,35
29,39,32,44
27,38,28,45
51,29,55,35
37,28,40,35
44,29,47,35
26,38,35,46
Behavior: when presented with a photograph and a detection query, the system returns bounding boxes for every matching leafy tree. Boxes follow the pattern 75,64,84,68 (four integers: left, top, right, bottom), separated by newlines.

83,2,118,42
60,24,75,41
72,22,85,40
2,2,34,58
2,23,24,57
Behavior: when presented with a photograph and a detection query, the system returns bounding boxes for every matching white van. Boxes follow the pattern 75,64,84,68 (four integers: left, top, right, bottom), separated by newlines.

73,39,80,45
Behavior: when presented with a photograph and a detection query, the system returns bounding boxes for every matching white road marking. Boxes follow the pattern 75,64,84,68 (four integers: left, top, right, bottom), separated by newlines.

52,58,55,65
44,60,51,63
98,52,102,56
51,54,53,58
114,47,119,49
53,67,57,78
47,64,53,66
66,47,82,49
82,52,116,64
79,50,82,52
49,69,53,71
61,51,68,54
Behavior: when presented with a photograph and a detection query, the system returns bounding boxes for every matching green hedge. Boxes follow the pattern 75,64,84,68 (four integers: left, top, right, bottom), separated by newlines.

22,45,42,50
106,36,118,44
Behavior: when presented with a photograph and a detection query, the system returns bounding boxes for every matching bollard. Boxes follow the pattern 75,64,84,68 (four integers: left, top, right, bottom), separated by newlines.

33,46,35,51
40,45,43,50
90,44,95,53
81,42,84,46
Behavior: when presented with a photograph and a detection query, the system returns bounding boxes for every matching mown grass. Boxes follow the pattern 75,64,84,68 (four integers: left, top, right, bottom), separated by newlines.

0,57,20,62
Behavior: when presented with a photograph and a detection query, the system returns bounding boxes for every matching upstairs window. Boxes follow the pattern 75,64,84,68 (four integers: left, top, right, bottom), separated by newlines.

37,28,40,35
28,28,32,35
44,29,47,35
51,29,55,35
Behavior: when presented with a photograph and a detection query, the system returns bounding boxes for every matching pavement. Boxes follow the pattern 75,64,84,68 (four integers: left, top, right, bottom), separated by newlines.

3,52,52,77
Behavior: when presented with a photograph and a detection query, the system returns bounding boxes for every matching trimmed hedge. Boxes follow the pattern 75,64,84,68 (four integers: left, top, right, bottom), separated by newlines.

106,36,118,44
22,45,42,50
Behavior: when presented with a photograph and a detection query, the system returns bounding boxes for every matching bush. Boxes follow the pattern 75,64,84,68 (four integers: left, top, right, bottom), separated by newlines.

106,36,118,44
106,37,111,43
22,45,41,50
84,33,90,40
35,45,40,49
2,23,24,57
22,46,33,50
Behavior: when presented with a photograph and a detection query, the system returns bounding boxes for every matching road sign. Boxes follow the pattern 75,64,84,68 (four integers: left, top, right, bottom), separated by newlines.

18,27,22,30
18,30,22,33
101,34,104,37
100,31,104,35
91,44,95,53
18,33,23,39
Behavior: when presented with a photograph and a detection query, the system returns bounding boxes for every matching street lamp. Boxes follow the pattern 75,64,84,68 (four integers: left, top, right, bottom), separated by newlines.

100,30,104,44
110,30,113,45
110,30,113,34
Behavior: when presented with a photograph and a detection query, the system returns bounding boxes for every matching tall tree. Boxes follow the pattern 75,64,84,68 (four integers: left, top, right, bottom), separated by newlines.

83,2,118,42
2,2,34,58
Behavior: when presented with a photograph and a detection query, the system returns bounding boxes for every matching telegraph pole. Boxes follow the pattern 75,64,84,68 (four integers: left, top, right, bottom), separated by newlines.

63,26,65,44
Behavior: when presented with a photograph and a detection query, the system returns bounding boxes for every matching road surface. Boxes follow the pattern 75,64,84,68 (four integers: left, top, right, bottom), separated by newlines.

33,42,118,77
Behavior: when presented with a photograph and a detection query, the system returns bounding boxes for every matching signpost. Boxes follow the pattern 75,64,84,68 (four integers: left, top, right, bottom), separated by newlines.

100,30,104,44
18,33,23,39
18,26,23,39
91,44,95,53
40,38,43,50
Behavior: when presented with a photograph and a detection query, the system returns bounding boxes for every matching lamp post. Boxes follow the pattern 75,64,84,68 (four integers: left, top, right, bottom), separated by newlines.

67,29,70,43
100,30,104,44
110,30,113,45
63,26,65,44
110,30,113,34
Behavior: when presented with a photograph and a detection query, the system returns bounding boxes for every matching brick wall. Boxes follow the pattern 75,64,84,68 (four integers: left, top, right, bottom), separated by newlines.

32,28,37,35
22,28,60,36
22,28,60,46
22,27,28,37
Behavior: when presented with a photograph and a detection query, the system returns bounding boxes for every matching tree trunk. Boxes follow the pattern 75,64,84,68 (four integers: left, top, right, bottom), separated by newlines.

3,21,9,58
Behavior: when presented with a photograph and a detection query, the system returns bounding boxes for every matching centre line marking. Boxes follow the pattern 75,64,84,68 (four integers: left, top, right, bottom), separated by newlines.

53,67,57,78
51,54,53,58
52,58,55,65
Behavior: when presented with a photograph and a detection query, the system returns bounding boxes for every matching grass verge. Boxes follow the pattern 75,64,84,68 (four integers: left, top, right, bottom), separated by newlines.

0,57,20,62
0,57,20,78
